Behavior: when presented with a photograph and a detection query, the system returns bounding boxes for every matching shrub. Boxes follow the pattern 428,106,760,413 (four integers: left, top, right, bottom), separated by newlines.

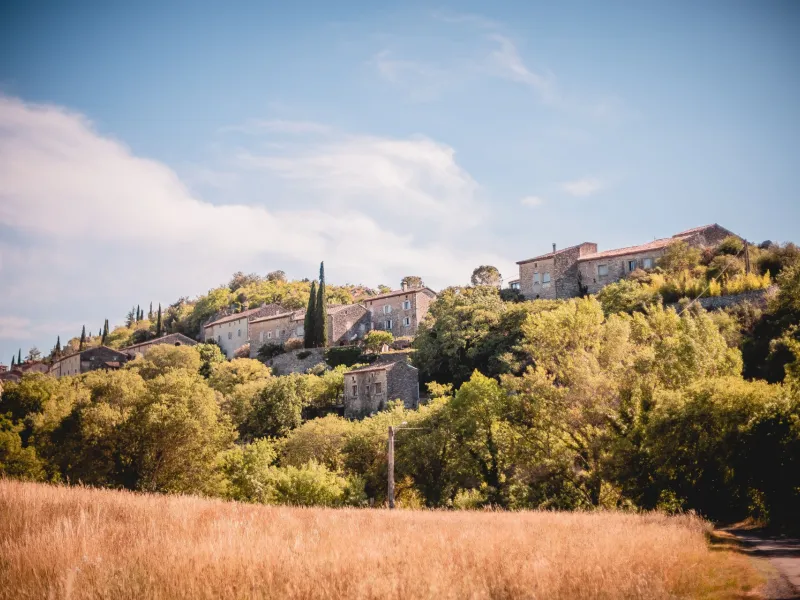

499,288,525,302
285,338,304,352
257,342,285,361
234,343,250,359
364,330,393,353
325,346,363,368
269,461,365,507
716,235,745,256
296,350,312,360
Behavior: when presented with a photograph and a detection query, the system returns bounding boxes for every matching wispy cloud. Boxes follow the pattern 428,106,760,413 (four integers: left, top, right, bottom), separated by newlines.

433,11,499,30
520,195,545,207
371,51,450,102
220,119,333,135
486,35,558,104
560,178,604,197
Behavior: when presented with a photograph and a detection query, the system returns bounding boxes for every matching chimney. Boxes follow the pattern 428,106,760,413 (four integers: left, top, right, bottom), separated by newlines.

552,243,557,254
401,282,408,291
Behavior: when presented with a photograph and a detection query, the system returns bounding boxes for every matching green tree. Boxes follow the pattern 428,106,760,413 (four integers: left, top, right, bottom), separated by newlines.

0,414,45,481
658,241,702,273
149,302,153,320
196,342,227,378
315,262,328,348
79,326,86,351
17,349,22,365
470,265,502,287
220,438,278,503
208,358,272,396
26,347,41,362
596,279,661,315
401,275,424,289
156,304,162,337
363,330,393,353
304,280,317,348
127,345,202,380
102,319,109,344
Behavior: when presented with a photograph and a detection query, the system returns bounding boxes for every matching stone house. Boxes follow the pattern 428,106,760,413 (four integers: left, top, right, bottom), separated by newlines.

517,224,737,300
248,304,372,358
17,361,51,375
122,333,197,358
343,360,420,419
203,303,285,359
362,284,437,337
49,346,130,378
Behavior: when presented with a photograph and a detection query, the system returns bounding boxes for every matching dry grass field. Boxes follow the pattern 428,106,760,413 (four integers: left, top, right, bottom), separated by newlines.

0,479,760,600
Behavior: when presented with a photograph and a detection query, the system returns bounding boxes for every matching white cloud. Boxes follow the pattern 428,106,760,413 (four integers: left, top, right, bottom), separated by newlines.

0,317,30,340
0,96,513,353
520,195,545,207
486,35,558,104
560,177,604,197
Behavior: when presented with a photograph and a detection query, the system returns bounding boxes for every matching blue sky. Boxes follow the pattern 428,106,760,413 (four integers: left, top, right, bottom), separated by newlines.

0,0,798,363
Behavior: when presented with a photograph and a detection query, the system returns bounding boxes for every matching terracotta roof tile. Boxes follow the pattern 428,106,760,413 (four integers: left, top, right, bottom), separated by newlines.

204,306,277,328
516,243,595,265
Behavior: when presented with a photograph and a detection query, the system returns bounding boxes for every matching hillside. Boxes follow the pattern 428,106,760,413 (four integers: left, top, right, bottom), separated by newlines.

0,480,760,600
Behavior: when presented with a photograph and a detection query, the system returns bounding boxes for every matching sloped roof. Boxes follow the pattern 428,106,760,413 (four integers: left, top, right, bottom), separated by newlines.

122,333,197,352
672,224,717,237
516,243,596,265
204,306,277,328
250,309,305,324
576,237,676,261
360,287,437,302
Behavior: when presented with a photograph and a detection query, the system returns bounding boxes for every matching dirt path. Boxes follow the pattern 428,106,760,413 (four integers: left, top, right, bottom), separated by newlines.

727,529,800,600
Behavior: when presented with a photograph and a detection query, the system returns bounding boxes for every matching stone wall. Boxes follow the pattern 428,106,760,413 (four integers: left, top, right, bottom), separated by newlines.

578,250,664,295
329,305,371,345
387,361,419,410
667,287,774,312
554,243,598,299
266,348,326,375
519,256,556,300
363,289,435,337
343,367,389,419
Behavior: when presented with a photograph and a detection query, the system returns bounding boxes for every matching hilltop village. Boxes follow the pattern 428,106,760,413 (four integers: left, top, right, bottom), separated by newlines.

0,224,779,418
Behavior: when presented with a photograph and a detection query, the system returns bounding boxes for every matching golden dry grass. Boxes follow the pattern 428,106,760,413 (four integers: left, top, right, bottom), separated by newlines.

0,479,760,600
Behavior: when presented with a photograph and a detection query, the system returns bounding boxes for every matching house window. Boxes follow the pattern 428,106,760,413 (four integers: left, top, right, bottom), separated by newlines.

374,382,382,394
627,260,637,272
280,330,285,337
383,305,392,314
366,384,371,395
403,317,411,327
228,332,232,340
217,335,221,343
533,272,540,285
352,385,357,396
267,331,272,339
542,273,551,288
296,326,303,336
259,331,264,343
642,258,654,269
403,300,411,310
359,323,365,332
598,264,609,277
385,319,393,330
238,329,242,337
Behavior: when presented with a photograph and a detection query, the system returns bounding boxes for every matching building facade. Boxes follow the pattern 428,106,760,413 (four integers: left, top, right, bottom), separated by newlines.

49,346,130,378
203,303,285,359
516,224,737,300
343,360,420,419
122,333,197,358
361,285,437,337
248,304,372,357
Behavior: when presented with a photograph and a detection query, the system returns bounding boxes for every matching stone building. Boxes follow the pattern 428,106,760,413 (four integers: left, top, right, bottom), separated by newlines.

248,304,372,357
203,303,285,359
361,284,437,337
343,360,420,419
122,333,197,358
516,224,737,300
49,346,130,378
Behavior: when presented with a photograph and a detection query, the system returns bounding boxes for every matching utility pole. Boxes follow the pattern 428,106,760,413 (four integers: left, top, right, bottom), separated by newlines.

744,239,752,275
387,425,395,509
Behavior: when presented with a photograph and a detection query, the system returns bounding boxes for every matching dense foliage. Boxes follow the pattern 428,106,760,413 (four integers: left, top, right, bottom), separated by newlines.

2,246,799,528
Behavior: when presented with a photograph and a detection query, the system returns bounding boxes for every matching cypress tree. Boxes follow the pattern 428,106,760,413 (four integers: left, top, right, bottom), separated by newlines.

17,349,22,365
156,304,163,337
149,302,153,320
55,336,61,357
11,355,15,368
80,325,86,350
304,281,317,348
315,262,328,348
102,319,109,344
